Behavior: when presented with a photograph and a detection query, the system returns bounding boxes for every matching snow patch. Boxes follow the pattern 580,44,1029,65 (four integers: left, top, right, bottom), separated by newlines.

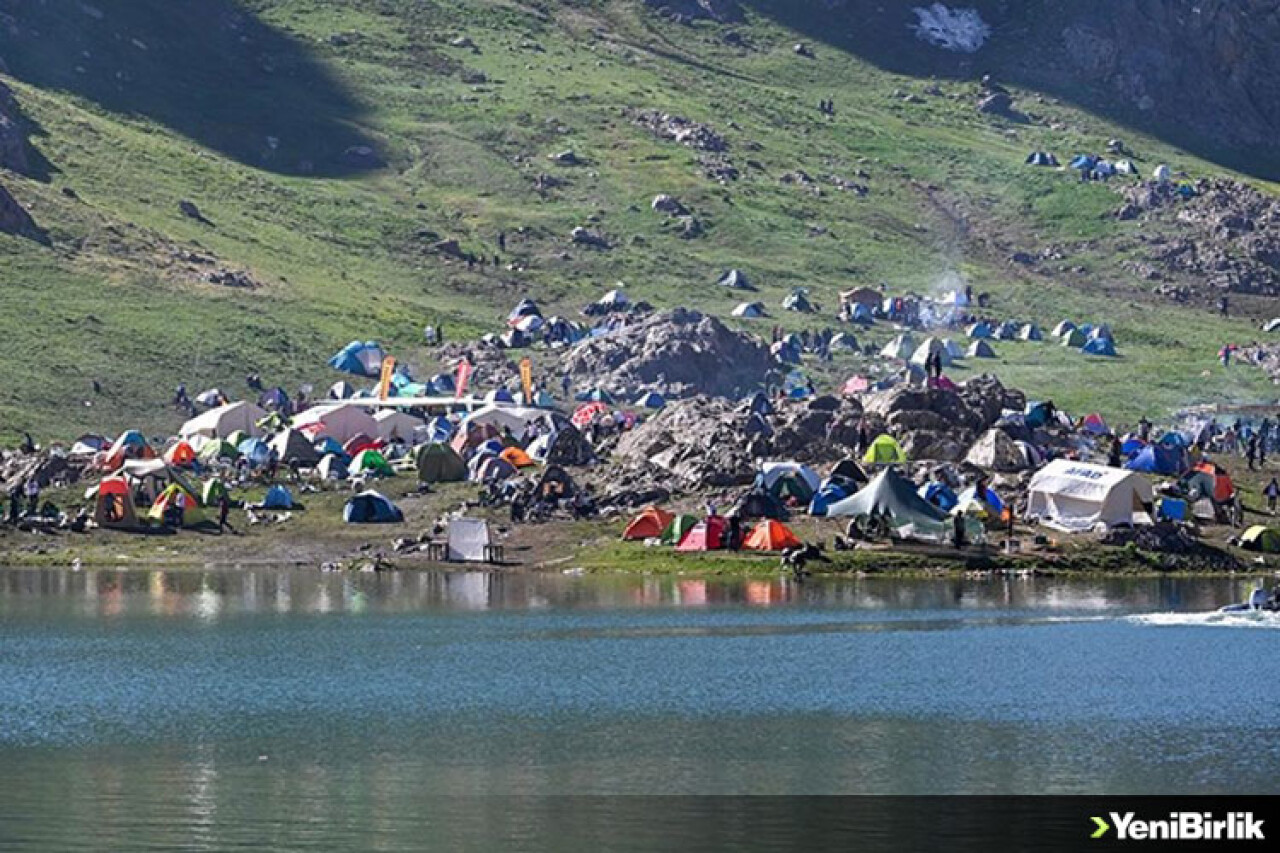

911,4,991,53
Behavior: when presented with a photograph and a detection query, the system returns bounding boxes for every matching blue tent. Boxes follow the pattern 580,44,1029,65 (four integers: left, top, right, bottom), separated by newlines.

1120,437,1147,456
1126,444,1186,476
1069,154,1097,171
743,412,774,438
237,437,270,466
426,416,454,443
328,341,386,377
343,490,404,524
1081,337,1117,356
314,436,346,458
919,481,958,511
262,485,295,509
849,303,874,323
575,388,615,404
1158,431,1188,449
636,392,666,409
485,388,515,404
809,482,855,517
742,391,774,416
429,373,455,394
477,439,506,457
258,387,289,410
1024,401,1052,429
967,322,993,339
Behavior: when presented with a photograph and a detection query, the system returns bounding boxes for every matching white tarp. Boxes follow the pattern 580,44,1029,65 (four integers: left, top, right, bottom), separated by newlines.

179,400,267,439
447,517,492,563
462,405,545,434
1027,459,1153,532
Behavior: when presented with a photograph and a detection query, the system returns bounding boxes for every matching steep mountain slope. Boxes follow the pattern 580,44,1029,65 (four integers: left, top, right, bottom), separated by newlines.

0,0,1277,441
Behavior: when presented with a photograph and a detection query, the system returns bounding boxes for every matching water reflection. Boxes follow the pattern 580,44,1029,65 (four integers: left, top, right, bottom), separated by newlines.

0,568,1243,621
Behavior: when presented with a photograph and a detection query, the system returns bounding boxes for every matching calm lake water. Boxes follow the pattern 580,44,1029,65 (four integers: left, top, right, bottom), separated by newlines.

1,567,1278,850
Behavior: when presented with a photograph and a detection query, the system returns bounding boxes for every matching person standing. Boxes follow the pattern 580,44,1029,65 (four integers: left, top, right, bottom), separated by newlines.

1247,434,1259,471
218,493,233,534
1265,478,1280,515
24,477,40,516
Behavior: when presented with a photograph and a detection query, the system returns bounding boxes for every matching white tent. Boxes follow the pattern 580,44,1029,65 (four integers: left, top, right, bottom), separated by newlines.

372,409,422,442
910,337,952,367
179,401,267,439
880,333,915,360
462,405,545,434
760,461,821,494
291,404,379,443
447,517,492,563
1026,460,1153,532
732,301,764,318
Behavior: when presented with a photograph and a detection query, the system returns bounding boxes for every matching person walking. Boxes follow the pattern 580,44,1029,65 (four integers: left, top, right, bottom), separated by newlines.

1247,434,1259,471
1265,478,1280,516
24,477,41,516
218,493,233,534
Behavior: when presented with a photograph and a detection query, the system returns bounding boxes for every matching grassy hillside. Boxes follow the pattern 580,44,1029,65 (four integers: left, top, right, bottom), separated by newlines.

1,0,1277,442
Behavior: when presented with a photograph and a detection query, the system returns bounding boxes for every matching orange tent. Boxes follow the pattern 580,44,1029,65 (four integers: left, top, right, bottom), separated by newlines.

499,446,536,468
743,519,802,552
163,441,197,467
1194,461,1235,503
622,506,675,541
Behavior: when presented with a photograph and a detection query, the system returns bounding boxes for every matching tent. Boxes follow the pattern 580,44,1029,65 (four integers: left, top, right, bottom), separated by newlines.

1188,462,1234,504
1025,151,1059,167
942,339,964,360
508,297,542,325
732,301,765,318
781,289,814,313
149,482,206,528
1069,153,1098,172
328,340,386,377
918,481,958,512
1114,159,1139,176
292,404,379,444
473,456,517,483
343,490,403,523
269,429,321,466
623,506,676,541
910,337,951,368
372,410,421,442
994,320,1019,341
485,388,516,405
572,402,610,428
967,322,994,339
1082,337,1117,356
199,439,238,463
462,405,545,435
258,387,289,412
1153,164,1171,183
880,334,915,360
759,462,821,504
660,514,699,545
261,485,296,510
414,442,467,483
1026,460,1153,532
328,380,355,400
237,437,271,467
743,520,802,552
180,401,267,440
163,441,198,467
740,391,774,417
1060,328,1087,347
1089,324,1114,342
446,518,493,562
957,485,1004,517
350,449,393,477
829,332,858,351
1052,320,1076,338
343,434,378,457
841,375,871,395
675,516,727,552
841,286,882,308
966,340,996,359
717,269,754,290
201,479,228,507
317,454,349,480
1241,526,1280,554
1081,413,1108,435
1124,442,1184,476
1264,318,1280,334
93,476,142,529
847,303,875,324
821,469,950,535
863,434,907,465
771,340,802,365
636,391,666,409
500,446,536,468
1018,323,1043,342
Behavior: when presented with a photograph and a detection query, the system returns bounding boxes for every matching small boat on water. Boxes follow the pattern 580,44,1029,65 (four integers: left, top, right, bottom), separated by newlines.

1219,583,1280,613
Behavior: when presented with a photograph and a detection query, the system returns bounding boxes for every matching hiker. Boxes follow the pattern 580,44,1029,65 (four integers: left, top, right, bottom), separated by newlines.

952,511,966,550
1218,295,1229,317
174,384,190,408
498,232,506,252
20,432,35,454
1138,416,1152,442
6,482,20,524
726,514,742,551
424,325,437,345
560,373,571,399
24,477,40,515
218,493,233,533
1247,434,1259,471
1221,346,1232,368
1266,478,1280,515
1108,437,1122,468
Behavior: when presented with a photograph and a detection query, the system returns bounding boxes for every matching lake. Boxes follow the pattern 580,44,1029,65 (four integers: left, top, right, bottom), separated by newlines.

1,567,1278,850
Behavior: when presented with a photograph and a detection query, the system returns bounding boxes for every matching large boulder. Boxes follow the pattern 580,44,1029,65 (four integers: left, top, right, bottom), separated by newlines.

561,308,771,399
613,396,756,489
965,428,1027,472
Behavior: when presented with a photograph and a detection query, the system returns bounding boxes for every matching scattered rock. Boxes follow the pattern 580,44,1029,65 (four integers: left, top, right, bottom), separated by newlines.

628,109,728,153
549,149,581,166
340,145,385,168
651,194,688,216
793,43,814,58
678,216,704,239
570,226,609,248
977,92,1014,115
178,199,210,224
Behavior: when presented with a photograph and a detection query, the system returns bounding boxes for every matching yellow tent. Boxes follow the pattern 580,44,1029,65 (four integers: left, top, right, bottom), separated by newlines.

863,434,907,465
149,482,206,528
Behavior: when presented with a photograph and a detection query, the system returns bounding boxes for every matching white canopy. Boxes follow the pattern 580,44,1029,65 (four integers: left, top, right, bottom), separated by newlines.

291,404,379,443
447,517,492,563
462,405,545,434
1026,459,1153,532
179,401,267,439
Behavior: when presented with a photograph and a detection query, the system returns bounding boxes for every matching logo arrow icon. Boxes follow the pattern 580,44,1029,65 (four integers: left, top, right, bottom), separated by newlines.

1091,816,1111,839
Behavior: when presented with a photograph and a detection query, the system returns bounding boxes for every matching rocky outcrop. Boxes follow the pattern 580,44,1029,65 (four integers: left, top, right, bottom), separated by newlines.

0,181,43,242
561,308,772,399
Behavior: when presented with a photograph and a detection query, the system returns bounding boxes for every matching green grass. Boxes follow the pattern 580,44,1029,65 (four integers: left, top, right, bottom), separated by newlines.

1,0,1278,443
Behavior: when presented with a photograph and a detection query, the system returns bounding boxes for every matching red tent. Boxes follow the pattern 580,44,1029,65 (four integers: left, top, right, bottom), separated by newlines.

622,506,675,541
743,519,803,551
572,402,610,428
675,516,727,552
343,433,379,456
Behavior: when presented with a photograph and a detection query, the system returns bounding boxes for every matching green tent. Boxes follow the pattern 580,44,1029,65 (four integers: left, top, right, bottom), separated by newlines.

863,434,907,465
414,442,467,483
1060,328,1087,348
199,439,238,462
201,479,228,507
351,449,393,477
660,514,699,546
1241,525,1280,553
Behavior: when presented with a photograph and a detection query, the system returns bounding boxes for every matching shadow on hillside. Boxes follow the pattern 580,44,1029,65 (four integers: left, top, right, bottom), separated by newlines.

0,0,380,177
740,0,1280,181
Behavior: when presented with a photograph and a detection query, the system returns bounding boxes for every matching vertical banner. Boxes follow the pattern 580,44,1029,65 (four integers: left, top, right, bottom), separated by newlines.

519,358,533,404
455,358,472,400
376,356,396,401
